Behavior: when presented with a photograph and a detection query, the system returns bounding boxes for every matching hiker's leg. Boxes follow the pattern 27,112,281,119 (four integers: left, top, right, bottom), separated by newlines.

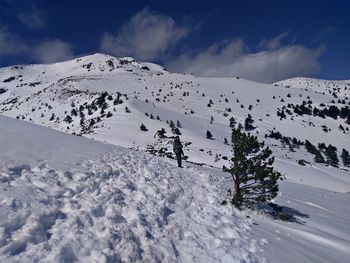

176,153,182,167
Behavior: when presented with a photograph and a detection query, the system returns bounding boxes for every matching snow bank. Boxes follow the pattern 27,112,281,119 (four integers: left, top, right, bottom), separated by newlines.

0,115,115,169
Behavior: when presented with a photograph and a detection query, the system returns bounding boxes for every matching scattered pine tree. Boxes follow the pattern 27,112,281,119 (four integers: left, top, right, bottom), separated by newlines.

206,130,213,139
176,120,182,128
224,137,228,145
229,117,236,128
341,149,350,167
64,115,73,123
244,114,255,131
140,123,148,131
324,145,339,167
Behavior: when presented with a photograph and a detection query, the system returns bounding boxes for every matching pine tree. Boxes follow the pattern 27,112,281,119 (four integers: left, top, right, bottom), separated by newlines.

346,116,350,125
49,113,55,121
324,144,339,167
140,123,148,131
71,108,78,116
172,127,181,135
206,130,213,139
64,115,73,123
305,140,317,154
89,119,95,127
224,128,281,208
314,151,325,163
244,114,255,131
224,137,228,145
341,149,350,167
229,117,236,128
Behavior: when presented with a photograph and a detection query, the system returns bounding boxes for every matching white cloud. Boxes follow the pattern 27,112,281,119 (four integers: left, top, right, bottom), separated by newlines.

0,28,28,55
18,7,45,29
0,28,74,63
167,38,325,83
100,8,189,60
32,39,74,63
258,32,289,50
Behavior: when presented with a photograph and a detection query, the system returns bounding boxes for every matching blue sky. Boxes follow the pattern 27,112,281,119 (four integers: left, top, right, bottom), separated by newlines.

0,0,349,83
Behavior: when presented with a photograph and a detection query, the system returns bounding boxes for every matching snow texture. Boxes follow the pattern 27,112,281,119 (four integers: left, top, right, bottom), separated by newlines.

0,117,260,262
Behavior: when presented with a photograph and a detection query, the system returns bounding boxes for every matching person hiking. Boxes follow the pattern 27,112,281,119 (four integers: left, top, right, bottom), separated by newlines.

173,136,184,167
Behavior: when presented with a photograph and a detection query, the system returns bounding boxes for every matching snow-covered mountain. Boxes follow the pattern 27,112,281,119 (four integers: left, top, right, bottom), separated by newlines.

1,53,349,167
0,54,350,262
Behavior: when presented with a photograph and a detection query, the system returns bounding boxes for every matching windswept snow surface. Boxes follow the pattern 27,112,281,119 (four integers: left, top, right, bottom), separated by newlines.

0,117,260,262
0,115,115,169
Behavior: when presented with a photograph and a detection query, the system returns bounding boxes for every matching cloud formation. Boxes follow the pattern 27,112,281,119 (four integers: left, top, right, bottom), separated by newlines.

0,28,28,55
32,39,74,63
0,0,46,29
100,8,189,60
167,37,325,83
18,7,45,29
258,31,289,50
0,28,73,63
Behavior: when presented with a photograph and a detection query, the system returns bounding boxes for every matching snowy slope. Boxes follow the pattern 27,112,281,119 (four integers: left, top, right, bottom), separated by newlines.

0,116,260,262
1,54,350,262
0,115,115,169
0,54,349,168
275,77,350,98
1,117,349,263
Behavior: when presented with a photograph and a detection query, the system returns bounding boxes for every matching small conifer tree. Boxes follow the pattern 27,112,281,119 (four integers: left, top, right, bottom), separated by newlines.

224,128,281,208
314,151,325,163
224,137,228,145
244,114,255,131
324,144,339,167
64,115,73,123
140,123,148,131
71,108,78,116
229,117,236,128
206,130,213,139
341,149,350,167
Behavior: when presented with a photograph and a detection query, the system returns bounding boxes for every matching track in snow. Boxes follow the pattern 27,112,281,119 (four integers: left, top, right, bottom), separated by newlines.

0,148,262,262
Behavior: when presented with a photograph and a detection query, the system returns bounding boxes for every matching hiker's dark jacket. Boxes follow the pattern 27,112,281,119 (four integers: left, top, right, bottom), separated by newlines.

173,140,183,154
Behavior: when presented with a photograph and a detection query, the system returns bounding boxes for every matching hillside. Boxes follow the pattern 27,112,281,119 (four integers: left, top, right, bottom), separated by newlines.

1,115,350,263
275,77,350,98
0,54,350,262
1,53,349,168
